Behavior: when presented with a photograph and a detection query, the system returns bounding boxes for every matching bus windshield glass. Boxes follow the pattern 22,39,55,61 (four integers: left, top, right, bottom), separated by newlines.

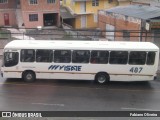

4,52,19,67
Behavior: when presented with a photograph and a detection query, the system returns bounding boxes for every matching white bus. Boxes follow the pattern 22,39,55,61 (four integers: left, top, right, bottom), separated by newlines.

0,40,159,84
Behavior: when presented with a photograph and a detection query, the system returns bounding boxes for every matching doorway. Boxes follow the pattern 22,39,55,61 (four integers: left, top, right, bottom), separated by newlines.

81,15,86,28
4,13,9,26
43,13,58,26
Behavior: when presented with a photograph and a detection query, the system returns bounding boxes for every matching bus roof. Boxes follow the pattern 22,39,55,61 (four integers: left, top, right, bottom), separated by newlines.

4,40,159,51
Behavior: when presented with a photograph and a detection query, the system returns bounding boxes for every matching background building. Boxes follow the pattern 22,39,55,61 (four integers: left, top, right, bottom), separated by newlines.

61,0,131,29
0,0,60,28
0,0,17,27
21,0,60,28
131,0,160,7
98,5,160,47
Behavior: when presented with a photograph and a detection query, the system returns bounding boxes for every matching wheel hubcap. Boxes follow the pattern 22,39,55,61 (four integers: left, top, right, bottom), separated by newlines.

98,75,106,83
26,73,32,80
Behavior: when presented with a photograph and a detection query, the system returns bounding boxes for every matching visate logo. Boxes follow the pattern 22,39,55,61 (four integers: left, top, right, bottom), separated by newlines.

48,65,82,71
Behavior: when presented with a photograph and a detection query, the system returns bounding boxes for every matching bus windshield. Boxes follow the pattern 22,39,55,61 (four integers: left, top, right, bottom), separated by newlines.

4,52,19,67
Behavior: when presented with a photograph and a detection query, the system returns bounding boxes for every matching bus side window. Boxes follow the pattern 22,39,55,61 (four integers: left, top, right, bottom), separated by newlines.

109,51,128,64
146,52,155,65
21,49,35,62
72,50,90,63
90,51,109,64
54,50,71,63
36,50,53,63
129,51,146,65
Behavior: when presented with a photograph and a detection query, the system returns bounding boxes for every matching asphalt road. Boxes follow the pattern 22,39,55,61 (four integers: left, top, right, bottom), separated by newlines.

0,75,160,120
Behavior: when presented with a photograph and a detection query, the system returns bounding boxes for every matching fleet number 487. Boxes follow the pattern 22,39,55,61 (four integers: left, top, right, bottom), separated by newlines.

130,67,143,73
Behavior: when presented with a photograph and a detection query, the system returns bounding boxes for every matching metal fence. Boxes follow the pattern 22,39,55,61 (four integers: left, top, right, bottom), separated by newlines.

0,48,3,68
1,27,160,44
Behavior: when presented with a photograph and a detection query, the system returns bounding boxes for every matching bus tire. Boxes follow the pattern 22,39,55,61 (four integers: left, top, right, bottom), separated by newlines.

22,71,36,82
95,72,109,84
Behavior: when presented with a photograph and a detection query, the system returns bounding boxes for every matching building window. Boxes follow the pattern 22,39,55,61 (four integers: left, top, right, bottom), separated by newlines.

123,30,130,41
108,0,113,3
29,0,38,5
92,0,99,6
71,0,75,6
47,0,55,3
94,14,98,23
29,14,38,21
0,0,8,3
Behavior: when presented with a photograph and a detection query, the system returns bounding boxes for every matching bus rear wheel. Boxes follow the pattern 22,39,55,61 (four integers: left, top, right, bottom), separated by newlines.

23,71,35,82
95,73,109,84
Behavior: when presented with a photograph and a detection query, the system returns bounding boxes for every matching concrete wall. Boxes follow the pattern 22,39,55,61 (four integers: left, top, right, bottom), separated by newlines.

0,10,17,26
0,0,16,9
21,0,60,28
20,0,60,11
0,0,17,26
98,12,144,41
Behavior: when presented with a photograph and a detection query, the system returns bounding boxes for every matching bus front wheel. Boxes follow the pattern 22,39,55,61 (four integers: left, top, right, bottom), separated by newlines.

23,71,36,82
95,73,109,84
